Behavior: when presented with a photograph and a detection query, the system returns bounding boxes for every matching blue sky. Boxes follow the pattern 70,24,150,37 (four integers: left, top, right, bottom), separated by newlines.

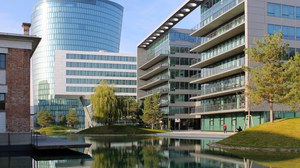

0,0,200,53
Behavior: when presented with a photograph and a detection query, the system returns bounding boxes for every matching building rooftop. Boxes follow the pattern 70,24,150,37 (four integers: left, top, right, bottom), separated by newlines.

0,32,41,55
138,0,202,49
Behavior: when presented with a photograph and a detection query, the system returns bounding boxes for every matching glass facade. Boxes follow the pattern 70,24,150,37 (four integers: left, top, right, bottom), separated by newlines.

139,28,201,129
31,0,124,128
66,70,136,77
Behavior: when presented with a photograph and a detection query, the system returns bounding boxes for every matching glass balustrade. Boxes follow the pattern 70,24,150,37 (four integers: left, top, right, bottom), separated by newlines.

195,94,245,113
142,62,169,75
200,74,245,96
200,15,245,44
201,34,245,62
201,54,245,78
192,0,244,31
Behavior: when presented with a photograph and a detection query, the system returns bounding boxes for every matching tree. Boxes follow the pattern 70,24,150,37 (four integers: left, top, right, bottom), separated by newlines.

90,80,118,125
284,53,300,111
37,110,53,127
124,97,138,123
245,33,289,123
67,109,79,127
59,115,67,126
141,93,163,129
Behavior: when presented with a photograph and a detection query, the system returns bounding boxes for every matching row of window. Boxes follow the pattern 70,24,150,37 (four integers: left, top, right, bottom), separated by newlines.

66,87,136,93
0,54,6,69
66,62,136,70
170,82,200,91
268,24,300,41
66,70,136,77
170,57,194,66
169,31,201,43
268,3,300,20
66,78,136,85
170,70,201,79
66,54,136,62
169,107,194,116
170,94,195,103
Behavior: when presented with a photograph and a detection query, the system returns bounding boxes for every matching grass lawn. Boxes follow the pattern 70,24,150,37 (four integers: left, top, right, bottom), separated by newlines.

218,118,300,148
38,126,74,136
77,125,169,135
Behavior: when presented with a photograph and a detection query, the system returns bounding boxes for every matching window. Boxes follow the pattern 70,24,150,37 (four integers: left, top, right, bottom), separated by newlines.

0,54,6,69
282,5,295,19
297,28,300,41
0,94,5,110
296,7,300,20
268,3,281,17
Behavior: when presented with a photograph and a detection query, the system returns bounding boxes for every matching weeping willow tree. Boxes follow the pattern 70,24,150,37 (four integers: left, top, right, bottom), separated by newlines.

90,80,118,125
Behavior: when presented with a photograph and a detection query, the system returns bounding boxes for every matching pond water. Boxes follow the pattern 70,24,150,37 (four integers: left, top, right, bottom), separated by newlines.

0,135,299,168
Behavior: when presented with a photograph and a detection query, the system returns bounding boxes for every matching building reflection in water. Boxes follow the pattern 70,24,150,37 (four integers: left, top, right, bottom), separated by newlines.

0,136,267,168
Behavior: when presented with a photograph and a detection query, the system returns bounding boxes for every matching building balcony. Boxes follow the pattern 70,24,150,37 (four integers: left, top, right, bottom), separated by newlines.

191,19,245,53
190,44,244,68
191,87,245,100
139,63,169,80
160,99,169,107
169,102,195,107
139,88,169,100
191,0,245,37
139,50,169,70
139,75,169,90
193,102,245,115
191,66,244,84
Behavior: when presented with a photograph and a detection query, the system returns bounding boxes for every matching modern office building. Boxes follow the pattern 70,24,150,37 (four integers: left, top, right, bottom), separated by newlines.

189,0,300,131
139,0,300,131
0,24,41,132
30,0,127,127
137,28,201,130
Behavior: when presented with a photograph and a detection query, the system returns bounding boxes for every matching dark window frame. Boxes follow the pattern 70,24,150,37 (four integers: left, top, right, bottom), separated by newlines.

0,94,5,111
0,53,6,69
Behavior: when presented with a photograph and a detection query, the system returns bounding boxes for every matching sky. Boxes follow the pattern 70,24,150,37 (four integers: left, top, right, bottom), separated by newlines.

0,0,200,53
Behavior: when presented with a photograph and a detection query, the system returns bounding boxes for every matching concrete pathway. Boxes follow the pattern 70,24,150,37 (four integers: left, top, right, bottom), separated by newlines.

156,130,235,139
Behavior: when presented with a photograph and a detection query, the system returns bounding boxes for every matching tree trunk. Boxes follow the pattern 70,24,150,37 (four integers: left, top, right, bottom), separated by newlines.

151,124,154,130
269,101,274,123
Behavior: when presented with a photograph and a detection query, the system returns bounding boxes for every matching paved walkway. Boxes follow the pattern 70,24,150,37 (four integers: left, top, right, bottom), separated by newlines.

156,130,235,139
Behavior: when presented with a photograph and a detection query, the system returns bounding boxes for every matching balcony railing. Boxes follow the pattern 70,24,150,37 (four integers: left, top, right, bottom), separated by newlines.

160,99,169,106
192,0,244,31
201,57,245,78
200,15,245,44
144,62,169,74
195,102,245,113
148,75,169,83
147,88,169,95
192,35,245,65
199,83,244,96
145,50,169,62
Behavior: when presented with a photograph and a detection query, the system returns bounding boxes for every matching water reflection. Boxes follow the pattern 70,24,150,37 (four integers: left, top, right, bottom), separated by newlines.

85,136,266,168
1,136,299,167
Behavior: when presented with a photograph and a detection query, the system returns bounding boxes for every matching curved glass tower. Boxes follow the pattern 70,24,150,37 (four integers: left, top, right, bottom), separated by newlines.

31,0,123,127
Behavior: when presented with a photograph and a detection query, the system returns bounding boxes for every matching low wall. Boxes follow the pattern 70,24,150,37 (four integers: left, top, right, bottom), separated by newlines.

0,132,31,146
